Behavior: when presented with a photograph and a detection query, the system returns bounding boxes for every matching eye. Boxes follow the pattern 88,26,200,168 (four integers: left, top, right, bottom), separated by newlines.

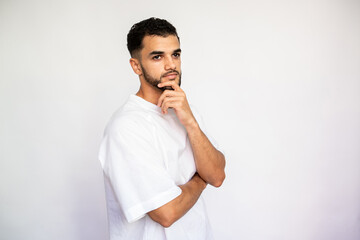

173,53,181,58
152,55,162,60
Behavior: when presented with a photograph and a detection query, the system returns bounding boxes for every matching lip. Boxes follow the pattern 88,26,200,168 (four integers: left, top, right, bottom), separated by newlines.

163,73,178,79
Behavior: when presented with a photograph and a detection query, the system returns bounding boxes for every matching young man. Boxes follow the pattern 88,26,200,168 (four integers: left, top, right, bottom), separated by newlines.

98,17,225,240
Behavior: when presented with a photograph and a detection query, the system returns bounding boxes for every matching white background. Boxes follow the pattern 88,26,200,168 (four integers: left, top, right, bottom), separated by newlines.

1,0,359,239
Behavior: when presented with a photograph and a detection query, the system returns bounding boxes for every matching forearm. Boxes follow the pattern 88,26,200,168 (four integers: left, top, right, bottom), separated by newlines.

155,82,225,187
185,121,226,187
147,173,207,228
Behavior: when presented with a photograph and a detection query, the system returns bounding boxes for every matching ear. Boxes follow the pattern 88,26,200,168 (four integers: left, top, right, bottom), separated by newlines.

129,58,142,76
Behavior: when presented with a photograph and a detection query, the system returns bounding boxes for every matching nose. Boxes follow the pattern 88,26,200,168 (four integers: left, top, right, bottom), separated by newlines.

164,56,176,70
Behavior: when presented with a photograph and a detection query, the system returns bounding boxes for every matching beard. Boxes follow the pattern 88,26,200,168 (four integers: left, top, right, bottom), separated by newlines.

140,64,182,91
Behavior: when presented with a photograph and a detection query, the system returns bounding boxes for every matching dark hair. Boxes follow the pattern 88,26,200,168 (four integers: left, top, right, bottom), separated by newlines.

127,17,179,57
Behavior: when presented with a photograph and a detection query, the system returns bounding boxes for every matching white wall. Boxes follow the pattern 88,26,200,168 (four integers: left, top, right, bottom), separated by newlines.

1,0,359,239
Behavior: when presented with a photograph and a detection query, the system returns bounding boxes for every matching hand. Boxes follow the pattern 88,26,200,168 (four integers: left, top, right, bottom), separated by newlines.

157,81,198,129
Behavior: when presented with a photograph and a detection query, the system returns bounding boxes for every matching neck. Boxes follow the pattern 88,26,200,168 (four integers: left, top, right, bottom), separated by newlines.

136,79,162,105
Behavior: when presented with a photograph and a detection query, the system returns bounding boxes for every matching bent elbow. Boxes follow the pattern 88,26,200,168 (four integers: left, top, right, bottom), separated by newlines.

149,208,176,228
159,219,173,228
157,214,177,228
213,180,223,188
213,153,226,188
212,172,226,188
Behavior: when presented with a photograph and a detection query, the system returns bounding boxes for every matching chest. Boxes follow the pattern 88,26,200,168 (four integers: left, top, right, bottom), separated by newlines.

150,112,196,185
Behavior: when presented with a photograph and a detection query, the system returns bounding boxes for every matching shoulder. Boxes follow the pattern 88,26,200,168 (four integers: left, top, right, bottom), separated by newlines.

104,105,153,138
106,110,150,133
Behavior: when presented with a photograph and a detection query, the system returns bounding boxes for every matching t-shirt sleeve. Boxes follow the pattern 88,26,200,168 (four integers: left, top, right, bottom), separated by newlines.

98,117,182,223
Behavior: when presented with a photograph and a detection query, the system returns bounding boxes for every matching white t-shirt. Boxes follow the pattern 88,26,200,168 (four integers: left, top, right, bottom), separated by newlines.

98,94,214,240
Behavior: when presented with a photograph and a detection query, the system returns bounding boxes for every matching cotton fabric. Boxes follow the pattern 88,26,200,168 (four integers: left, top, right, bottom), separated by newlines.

98,94,214,240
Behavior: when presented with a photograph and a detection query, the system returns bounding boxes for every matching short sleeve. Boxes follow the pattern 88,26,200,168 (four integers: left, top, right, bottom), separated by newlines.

98,117,182,223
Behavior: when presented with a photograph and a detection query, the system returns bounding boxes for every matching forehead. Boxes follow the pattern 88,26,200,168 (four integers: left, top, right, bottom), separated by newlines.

141,35,180,53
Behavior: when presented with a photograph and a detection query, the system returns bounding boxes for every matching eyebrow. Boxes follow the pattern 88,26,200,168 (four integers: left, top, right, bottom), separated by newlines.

148,48,182,56
149,51,164,56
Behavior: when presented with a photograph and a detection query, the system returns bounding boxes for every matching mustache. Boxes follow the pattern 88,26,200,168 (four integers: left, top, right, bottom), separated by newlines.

161,70,180,78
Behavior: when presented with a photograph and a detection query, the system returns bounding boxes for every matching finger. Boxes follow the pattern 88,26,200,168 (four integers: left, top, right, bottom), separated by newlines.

161,98,182,114
158,81,182,92
161,97,183,109
157,90,175,107
161,101,181,114
157,90,183,107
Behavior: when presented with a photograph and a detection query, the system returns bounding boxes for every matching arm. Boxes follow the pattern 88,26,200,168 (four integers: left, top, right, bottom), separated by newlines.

147,173,207,228
157,81,226,187
185,122,226,187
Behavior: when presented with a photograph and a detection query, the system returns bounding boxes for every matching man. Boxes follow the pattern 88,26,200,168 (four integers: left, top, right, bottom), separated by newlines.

98,17,225,240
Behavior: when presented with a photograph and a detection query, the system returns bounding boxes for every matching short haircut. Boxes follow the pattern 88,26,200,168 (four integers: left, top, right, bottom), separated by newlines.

127,17,179,57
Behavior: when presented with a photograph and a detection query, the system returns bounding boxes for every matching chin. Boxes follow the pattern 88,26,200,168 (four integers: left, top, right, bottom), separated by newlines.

158,75,181,90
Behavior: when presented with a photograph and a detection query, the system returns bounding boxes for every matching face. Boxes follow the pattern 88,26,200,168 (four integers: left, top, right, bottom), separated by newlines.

137,35,182,91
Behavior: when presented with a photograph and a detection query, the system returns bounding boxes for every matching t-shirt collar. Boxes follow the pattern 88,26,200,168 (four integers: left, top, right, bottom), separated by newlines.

129,94,162,114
